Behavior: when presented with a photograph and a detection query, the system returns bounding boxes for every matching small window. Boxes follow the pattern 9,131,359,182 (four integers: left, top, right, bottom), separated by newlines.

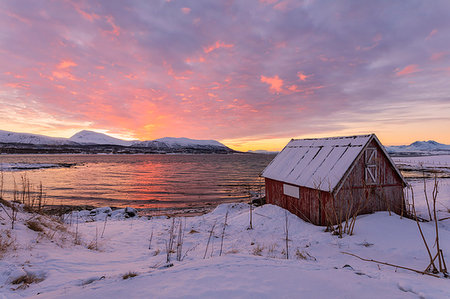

283,184,300,199
364,148,377,185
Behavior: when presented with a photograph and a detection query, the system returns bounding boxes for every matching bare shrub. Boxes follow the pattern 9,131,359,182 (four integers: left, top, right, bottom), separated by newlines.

153,249,161,256
203,220,217,259
1,200,19,230
176,218,185,262
165,218,176,263
87,226,99,251
219,208,229,257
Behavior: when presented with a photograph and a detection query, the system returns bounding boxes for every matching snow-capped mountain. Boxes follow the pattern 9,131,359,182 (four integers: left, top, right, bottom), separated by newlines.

0,130,75,145
154,137,226,148
69,130,135,146
0,130,234,154
386,140,450,155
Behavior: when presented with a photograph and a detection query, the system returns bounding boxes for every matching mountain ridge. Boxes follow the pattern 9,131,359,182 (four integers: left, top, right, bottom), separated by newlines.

0,130,234,154
386,140,450,156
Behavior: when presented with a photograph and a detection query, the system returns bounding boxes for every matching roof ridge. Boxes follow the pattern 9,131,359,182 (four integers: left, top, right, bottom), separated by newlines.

291,134,373,141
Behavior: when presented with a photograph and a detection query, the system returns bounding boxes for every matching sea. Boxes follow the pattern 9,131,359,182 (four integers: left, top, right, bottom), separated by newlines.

0,154,275,215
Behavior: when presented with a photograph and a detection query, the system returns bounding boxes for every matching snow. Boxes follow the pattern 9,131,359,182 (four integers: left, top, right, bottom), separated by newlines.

1,198,449,298
154,137,226,148
0,163,66,171
393,155,450,174
0,130,73,145
69,130,135,146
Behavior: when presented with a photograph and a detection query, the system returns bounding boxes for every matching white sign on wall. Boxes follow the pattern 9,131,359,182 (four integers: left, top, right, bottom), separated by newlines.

283,184,300,199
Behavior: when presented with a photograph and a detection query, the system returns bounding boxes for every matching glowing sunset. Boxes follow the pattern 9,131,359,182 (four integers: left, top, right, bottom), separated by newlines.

1,2,450,297
1,1,450,151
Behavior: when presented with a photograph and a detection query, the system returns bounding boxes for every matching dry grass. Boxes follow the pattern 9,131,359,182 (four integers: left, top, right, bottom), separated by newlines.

26,220,44,232
0,229,16,258
267,243,277,258
295,248,316,261
252,244,264,256
10,272,45,289
122,271,138,280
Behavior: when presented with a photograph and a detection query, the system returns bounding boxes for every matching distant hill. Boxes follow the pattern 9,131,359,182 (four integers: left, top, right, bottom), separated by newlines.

386,140,450,156
0,130,234,154
69,130,135,146
0,130,76,145
247,150,279,155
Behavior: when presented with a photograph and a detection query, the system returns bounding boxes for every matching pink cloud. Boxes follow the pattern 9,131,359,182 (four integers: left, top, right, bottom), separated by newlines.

261,75,283,93
395,64,420,76
426,29,438,40
430,52,446,61
203,41,234,54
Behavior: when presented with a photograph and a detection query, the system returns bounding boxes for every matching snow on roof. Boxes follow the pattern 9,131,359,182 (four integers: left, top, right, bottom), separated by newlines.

262,134,374,192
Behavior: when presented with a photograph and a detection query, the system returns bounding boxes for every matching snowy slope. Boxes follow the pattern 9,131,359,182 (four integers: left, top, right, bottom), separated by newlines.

69,130,135,146
0,202,449,298
154,137,227,148
0,130,74,145
387,140,450,155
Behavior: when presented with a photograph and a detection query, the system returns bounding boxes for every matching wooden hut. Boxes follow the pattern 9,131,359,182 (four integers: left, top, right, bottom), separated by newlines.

261,134,407,225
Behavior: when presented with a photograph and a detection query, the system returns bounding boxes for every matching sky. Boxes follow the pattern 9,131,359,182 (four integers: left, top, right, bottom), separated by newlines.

0,0,449,151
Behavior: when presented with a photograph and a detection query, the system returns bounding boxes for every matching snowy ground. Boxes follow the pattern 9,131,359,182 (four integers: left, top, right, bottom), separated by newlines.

1,200,450,298
1,156,450,298
393,155,450,177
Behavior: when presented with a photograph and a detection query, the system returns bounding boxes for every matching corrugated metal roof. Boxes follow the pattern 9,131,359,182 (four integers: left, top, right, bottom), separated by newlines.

262,134,373,192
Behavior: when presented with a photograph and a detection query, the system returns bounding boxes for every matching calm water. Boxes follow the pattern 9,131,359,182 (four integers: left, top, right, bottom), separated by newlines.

0,154,274,211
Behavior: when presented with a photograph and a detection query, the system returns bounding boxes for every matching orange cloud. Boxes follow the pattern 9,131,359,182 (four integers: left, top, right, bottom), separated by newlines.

181,7,191,14
57,60,77,69
204,41,234,54
288,85,298,92
396,64,420,76
52,71,78,81
261,75,283,93
297,72,308,81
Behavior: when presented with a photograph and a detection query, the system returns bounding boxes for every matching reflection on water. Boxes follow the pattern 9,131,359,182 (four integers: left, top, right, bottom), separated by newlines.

0,154,274,210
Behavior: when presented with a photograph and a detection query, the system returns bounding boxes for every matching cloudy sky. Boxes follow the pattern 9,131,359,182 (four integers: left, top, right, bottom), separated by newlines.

1,0,449,151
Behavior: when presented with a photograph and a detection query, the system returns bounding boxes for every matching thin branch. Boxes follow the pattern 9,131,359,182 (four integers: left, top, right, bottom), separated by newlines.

341,252,440,278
